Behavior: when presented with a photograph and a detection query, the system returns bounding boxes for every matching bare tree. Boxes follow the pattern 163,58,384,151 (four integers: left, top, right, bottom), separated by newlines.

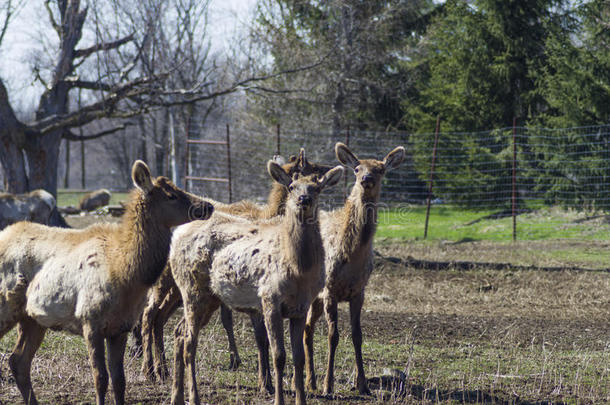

0,0,317,196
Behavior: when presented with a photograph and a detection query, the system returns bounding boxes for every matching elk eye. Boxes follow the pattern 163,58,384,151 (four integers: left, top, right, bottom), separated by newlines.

354,167,360,173
288,185,294,192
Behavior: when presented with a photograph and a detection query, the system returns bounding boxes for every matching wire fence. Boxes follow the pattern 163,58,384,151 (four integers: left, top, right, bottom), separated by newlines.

185,122,610,241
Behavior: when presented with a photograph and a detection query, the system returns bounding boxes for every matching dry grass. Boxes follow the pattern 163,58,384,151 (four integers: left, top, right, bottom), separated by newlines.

1,237,609,404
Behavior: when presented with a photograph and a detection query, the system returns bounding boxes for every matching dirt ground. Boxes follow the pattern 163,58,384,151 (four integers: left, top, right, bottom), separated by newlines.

1,213,608,404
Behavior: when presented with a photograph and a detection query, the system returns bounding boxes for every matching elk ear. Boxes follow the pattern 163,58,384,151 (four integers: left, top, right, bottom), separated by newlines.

268,160,292,188
272,155,286,166
383,146,405,171
335,142,359,169
319,165,344,189
132,160,154,193
297,148,309,170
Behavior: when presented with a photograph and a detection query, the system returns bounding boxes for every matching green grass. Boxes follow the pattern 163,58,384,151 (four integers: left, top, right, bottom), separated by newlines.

377,204,610,242
57,189,130,207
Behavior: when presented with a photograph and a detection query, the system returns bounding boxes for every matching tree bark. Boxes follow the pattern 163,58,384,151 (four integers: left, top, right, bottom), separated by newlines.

0,79,29,193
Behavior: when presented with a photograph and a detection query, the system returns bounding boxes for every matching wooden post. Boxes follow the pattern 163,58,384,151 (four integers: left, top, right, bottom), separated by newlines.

80,130,85,189
276,124,281,156
512,117,517,242
424,115,441,240
184,116,191,192
344,126,350,200
64,139,70,188
226,123,233,203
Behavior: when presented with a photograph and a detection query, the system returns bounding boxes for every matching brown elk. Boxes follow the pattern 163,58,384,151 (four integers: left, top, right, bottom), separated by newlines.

169,161,344,405
139,150,331,382
303,142,405,395
0,160,213,405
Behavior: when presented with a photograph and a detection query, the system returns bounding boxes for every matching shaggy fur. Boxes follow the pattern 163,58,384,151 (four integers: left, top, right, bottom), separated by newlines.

0,160,212,405
139,149,331,381
169,162,343,405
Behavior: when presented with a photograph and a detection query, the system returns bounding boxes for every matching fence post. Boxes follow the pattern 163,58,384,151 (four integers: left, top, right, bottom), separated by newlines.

226,123,233,203
184,114,191,192
276,124,281,156
344,126,350,200
512,117,517,242
424,115,441,240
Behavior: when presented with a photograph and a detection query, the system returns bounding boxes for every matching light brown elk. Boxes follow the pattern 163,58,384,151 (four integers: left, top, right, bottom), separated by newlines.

139,150,330,382
0,161,213,405
169,161,344,405
304,142,405,395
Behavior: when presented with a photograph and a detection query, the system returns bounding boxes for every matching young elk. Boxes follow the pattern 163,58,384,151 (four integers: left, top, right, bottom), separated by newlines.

303,143,405,395
139,149,330,382
0,161,213,405
170,161,344,405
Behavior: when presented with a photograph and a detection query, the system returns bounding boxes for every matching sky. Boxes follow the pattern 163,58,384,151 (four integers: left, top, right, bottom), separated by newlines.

0,0,257,114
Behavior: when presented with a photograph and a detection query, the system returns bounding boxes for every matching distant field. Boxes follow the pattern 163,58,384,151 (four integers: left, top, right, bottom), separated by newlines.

57,189,130,207
377,204,610,242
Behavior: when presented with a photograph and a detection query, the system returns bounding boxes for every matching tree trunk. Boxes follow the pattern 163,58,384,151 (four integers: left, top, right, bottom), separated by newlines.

0,79,29,193
24,130,63,195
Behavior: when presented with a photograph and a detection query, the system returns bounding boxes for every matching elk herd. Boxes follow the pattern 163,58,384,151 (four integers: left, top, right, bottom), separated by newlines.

0,142,405,405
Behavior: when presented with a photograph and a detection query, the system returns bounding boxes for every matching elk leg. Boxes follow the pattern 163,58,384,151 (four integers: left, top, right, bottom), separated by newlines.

183,297,220,405
107,332,129,405
250,312,272,394
171,318,186,405
303,297,323,392
83,323,109,405
9,317,46,405
290,317,307,405
263,302,286,405
220,303,241,370
350,293,370,395
323,298,339,396
153,286,181,381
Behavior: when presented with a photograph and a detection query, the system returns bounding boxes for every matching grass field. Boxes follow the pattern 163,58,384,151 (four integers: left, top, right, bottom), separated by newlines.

1,201,608,404
377,204,610,242
1,246,608,404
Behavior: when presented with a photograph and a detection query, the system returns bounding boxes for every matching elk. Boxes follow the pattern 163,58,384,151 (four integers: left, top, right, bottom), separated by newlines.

0,189,56,230
0,160,213,405
303,143,405,395
169,161,344,405
139,150,330,382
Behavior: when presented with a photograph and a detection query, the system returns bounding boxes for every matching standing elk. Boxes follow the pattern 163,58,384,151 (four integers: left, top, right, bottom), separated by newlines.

303,142,405,395
139,150,330,382
169,161,344,405
0,160,213,405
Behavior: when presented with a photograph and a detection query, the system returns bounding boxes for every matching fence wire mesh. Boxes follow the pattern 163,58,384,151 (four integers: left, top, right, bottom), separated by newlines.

185,123,610,240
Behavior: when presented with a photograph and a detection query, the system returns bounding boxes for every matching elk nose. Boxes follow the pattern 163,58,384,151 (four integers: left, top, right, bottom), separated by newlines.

361,174,375,188
190,202,214,220
298,195,312,206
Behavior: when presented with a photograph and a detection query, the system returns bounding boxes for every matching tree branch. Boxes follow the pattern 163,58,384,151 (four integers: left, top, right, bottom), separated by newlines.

63,77,113,91
44,0,60,36
74,33,135,59
63,122,134,141
0,0,25,48
30,75,166,133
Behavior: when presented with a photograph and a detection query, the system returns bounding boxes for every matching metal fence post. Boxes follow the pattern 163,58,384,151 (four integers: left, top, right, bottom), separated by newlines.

344,127,350,200
512,117,517,242
424,115,441,240
226,123,233,203
276,124,281,156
